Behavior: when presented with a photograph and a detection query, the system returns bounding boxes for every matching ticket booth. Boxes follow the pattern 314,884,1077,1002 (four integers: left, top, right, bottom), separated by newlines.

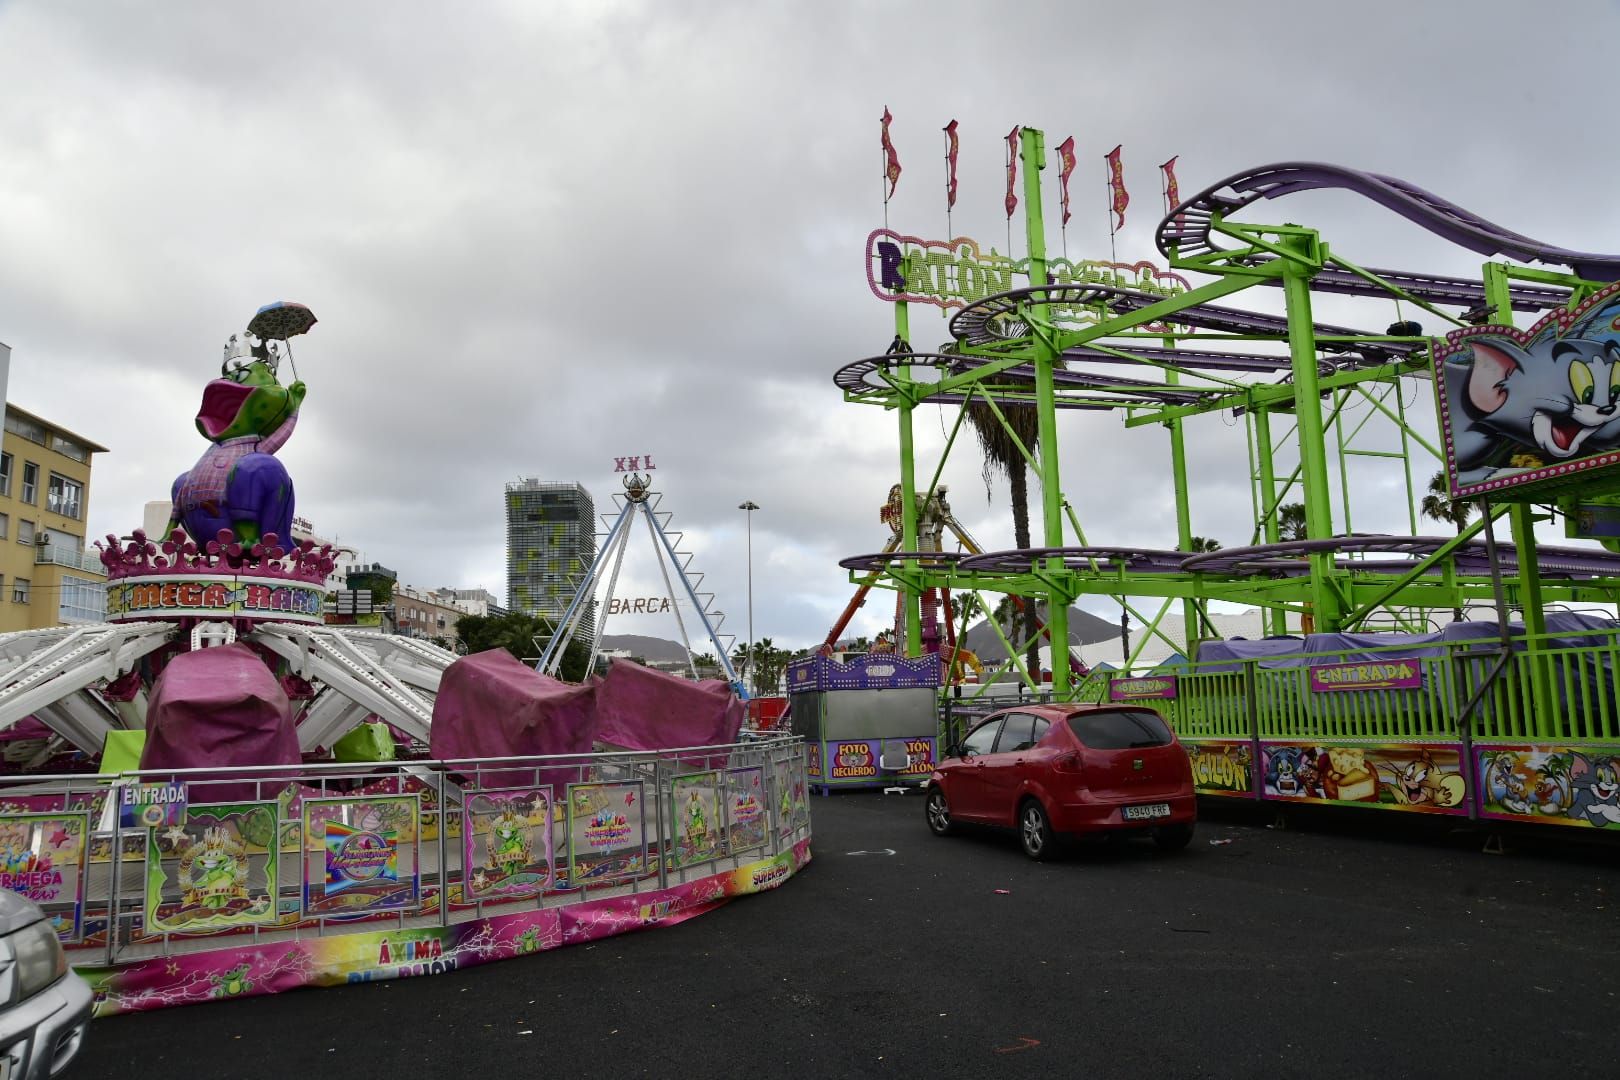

785,654,941,793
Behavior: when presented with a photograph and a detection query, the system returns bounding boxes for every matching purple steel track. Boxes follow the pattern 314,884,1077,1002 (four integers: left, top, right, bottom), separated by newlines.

948,284,1423,369
1158,162,1620,285
845,537,1620,581
832,351,1220,408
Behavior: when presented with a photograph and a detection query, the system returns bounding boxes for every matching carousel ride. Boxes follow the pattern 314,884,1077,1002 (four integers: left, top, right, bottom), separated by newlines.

0,303,460,774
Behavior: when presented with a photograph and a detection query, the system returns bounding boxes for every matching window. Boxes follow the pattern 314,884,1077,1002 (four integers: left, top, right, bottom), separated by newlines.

12,578,28,604
3,413,45,444
58,575,106,623
46,474,83,519
995,714,1050,753
0,452,10,497
16,519,33,545
1067,709,1174,750
20,462,37,504
49,434,88,463
0,513,7,540
960,719,1002,757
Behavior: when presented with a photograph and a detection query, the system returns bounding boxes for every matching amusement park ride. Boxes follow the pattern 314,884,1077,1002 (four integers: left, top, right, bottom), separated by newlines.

833,130,1620,830
538,463,743,694
0,303,461,766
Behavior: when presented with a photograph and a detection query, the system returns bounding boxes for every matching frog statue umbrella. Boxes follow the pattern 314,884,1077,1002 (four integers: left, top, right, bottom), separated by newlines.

165,302,315,548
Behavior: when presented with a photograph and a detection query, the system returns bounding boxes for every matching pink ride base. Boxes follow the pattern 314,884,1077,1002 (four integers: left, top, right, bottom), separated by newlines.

79,839,812,1016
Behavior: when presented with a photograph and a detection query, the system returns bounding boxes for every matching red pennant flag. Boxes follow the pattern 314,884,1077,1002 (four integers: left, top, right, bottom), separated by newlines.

943,119,960,210
1106,144,1129,230
1005,126,1021,219
880,107,902,199
1160,155,1181,213
1057,136,1077,226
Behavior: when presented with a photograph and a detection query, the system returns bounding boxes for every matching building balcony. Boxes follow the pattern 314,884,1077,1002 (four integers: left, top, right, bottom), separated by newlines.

34,544,105,575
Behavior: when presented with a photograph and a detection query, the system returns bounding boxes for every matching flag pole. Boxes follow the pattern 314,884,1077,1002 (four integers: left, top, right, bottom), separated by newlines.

1105,161,1116,266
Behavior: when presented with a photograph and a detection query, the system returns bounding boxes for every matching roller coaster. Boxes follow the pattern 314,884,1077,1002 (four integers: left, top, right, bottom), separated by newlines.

839,133,1620,832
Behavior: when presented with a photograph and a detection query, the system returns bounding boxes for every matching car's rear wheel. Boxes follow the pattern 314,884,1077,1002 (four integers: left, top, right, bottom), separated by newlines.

1153,822,1194,852
1018,799,1055,861
925,788,955,836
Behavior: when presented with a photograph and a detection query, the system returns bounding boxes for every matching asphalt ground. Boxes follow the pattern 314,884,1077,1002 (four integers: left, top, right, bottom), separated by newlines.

78,795,1619,1080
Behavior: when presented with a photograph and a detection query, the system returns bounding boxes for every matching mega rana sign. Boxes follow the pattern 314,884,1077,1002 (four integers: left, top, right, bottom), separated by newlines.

105,574,326,624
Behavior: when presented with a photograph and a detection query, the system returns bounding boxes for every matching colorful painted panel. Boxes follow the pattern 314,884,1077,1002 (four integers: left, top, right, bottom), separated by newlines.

463,787,554,901
303,796,420,916
725,768,767,855
897,736,937,778
786,653,942,692
79,840,813,1017
1434,281,1620,500
144,802,280,934
565,781,646,886
0,812,88,941
1182,740,1255,798
773,755,809,841
670,771,724,867
1477,746,1620,829
1261,743,1468,814
806,742,823,779
825,740,879,782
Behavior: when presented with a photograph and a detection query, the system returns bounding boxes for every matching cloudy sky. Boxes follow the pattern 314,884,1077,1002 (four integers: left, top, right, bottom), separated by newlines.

2,1,1613,653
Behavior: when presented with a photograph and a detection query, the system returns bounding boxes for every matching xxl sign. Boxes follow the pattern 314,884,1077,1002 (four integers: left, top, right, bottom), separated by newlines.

866,228,1190,324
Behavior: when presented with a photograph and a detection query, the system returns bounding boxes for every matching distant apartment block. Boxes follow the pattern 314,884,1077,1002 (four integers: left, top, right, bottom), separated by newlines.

505,479,596,645
0,396,109,632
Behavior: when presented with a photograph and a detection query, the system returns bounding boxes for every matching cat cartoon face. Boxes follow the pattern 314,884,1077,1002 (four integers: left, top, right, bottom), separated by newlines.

1443,291,1620,484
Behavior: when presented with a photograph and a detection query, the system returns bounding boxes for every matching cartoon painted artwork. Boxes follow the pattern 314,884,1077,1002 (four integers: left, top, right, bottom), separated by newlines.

1182,741,1254,796
671,772,724,867
464,787,553,901
1436,283,1620,497
144,802,279,934
565,781,646,887
1479,747,1620,828
773,754,810,841
0,813,89,941
725,768,767,854
1262,744,1467,814
303,796,420,916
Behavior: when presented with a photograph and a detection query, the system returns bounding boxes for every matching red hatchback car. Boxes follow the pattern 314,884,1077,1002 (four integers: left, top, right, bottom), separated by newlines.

925,703,1196,859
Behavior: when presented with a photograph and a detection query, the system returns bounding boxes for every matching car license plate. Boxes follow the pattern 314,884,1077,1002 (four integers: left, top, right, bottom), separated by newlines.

1123,803,1171,821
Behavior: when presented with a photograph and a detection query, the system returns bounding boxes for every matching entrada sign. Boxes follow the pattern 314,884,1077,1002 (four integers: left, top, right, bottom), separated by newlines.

1308,660,1423,693
866,228,1190,323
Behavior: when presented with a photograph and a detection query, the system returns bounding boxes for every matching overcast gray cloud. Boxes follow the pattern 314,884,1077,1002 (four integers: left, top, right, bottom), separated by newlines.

3,1,1616,652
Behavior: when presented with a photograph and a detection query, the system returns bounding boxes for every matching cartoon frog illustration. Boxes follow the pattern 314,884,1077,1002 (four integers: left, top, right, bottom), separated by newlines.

682,790,710,853
485,805,532,877
167,321,309,547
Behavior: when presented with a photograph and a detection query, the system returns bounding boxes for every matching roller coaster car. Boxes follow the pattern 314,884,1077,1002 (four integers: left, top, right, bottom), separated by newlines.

924,703,1196,861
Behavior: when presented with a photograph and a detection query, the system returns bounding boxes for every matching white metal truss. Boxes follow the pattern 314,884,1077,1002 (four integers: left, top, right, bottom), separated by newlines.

538,481,741,693
0,623,177,755
249,624,459,751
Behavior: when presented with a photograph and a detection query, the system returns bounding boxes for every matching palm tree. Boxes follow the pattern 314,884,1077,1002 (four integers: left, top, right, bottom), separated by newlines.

1187,536,1222,552
1278,503,1307,543
967,391,1044,679
1420,470,1474,622
1420,470,1473,533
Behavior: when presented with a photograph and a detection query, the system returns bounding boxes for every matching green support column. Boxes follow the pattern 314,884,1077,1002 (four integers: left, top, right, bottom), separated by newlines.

894,288,924,657
1280,237,1345,632
1252,405,1286,636
1483,263,1551,731
1166,367,1199,652
1020,125,1071,695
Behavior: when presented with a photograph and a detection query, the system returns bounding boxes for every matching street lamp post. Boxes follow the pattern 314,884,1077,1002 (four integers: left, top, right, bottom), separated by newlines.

738,501,759,695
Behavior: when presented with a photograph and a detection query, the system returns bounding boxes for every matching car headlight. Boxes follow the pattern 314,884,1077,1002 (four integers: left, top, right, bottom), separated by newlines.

12,921,68,1001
